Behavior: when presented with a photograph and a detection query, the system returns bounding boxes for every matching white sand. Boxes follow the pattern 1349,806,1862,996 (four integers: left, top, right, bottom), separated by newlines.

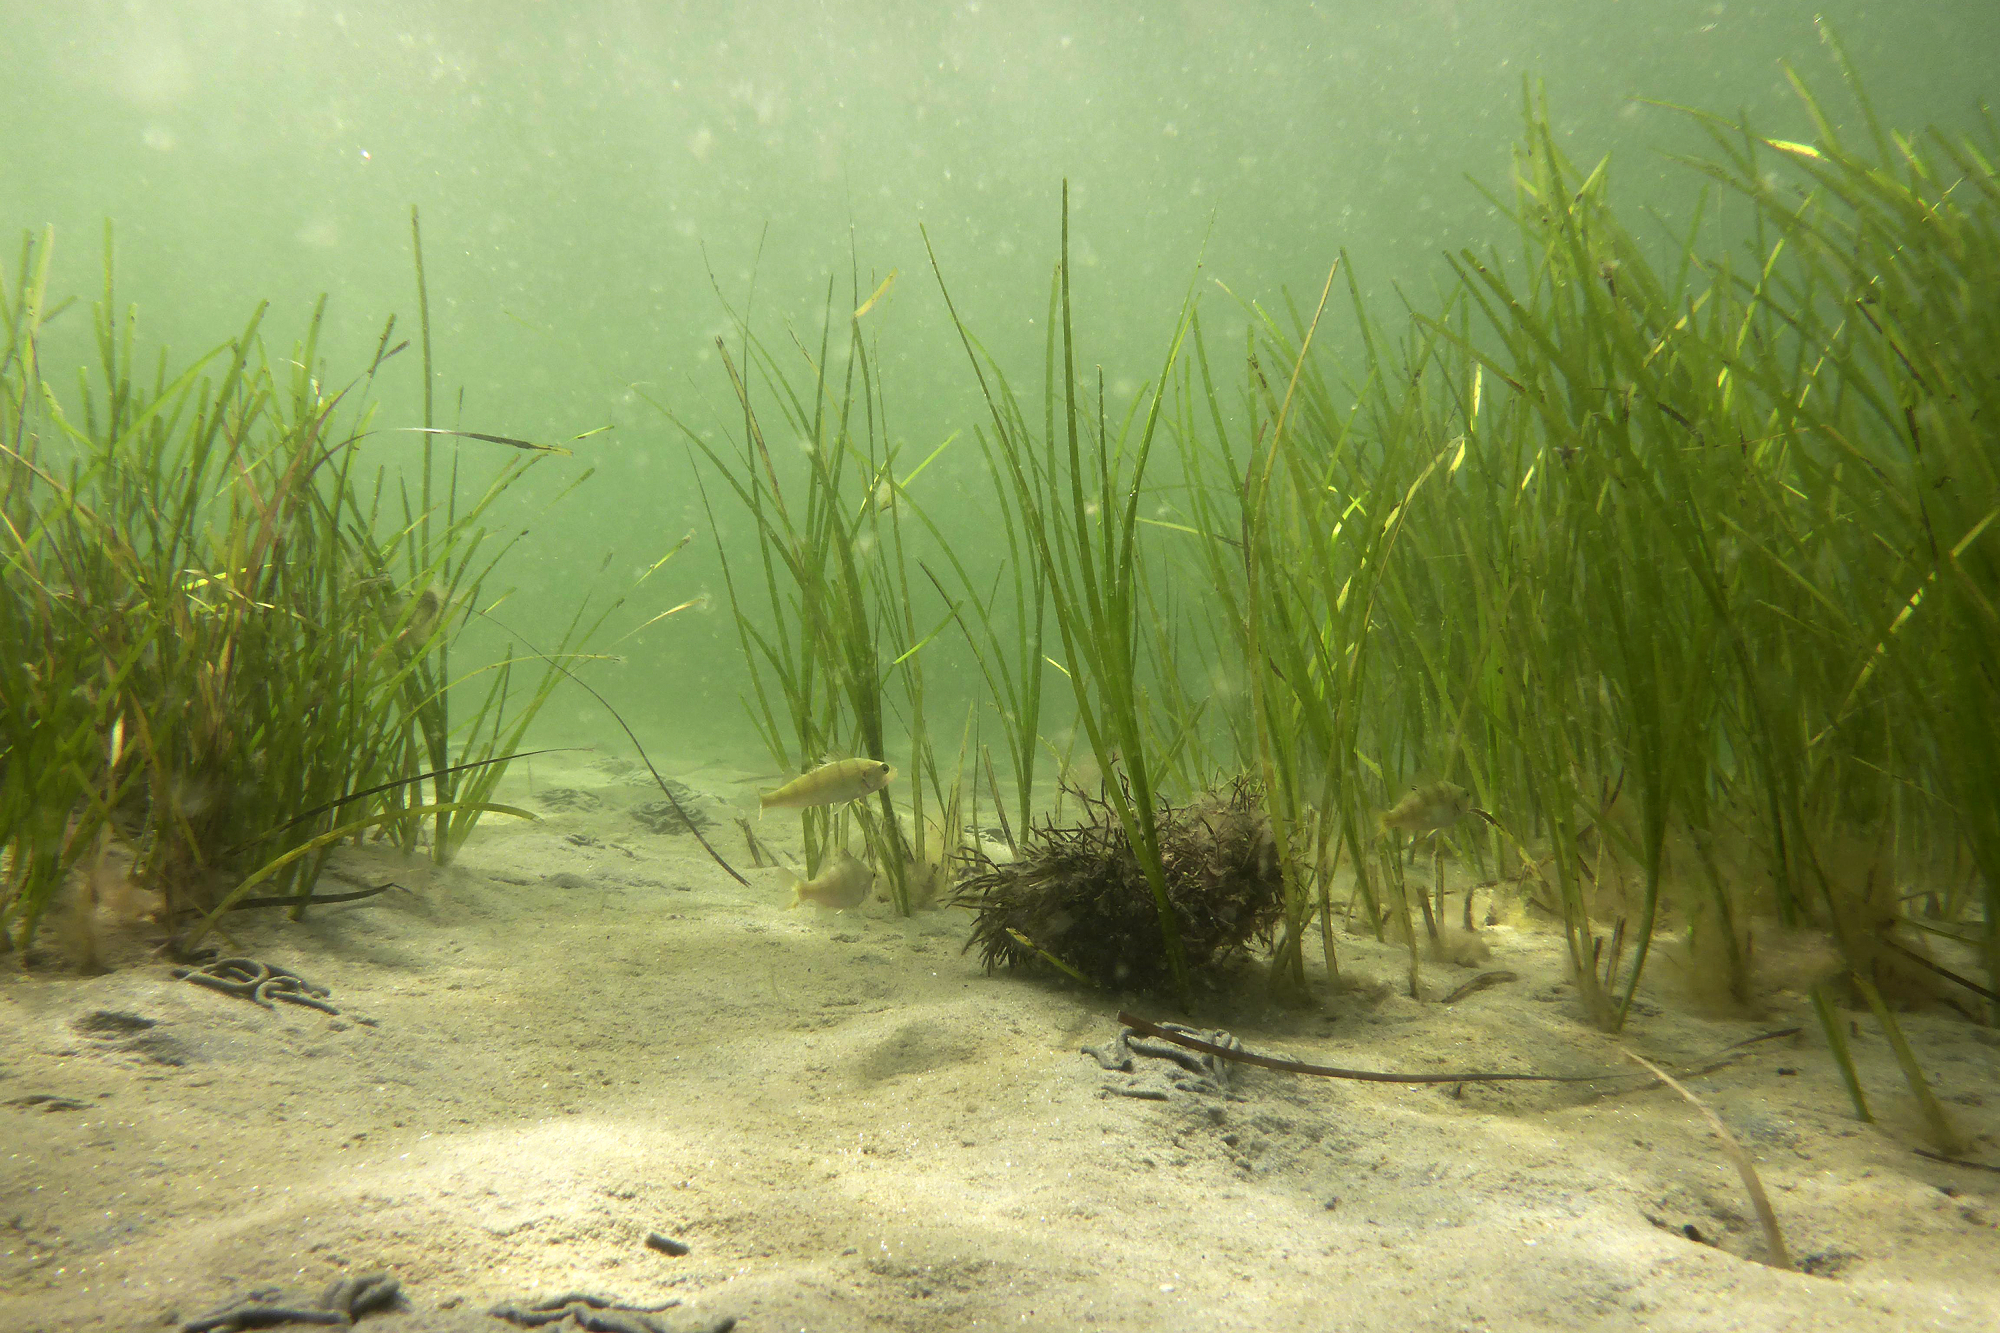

3,751,1997,1332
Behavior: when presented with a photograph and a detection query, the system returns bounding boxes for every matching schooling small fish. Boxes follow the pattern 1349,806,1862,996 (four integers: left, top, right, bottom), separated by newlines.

760,758,896,812
1379,782,1474,837
786,850,874,910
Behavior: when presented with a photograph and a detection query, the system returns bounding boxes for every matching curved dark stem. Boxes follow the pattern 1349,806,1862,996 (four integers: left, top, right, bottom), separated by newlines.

1117,1010,1801,1088
229,750,579,853
230,883,398,910
468,608,749,886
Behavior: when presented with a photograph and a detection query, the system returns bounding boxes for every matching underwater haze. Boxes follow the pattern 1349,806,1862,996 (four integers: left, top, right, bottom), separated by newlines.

5,0,1997,753
9,6,2000,1326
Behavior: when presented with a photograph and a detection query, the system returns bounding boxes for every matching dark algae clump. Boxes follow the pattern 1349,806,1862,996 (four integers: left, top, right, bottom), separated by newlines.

957,778,1284,993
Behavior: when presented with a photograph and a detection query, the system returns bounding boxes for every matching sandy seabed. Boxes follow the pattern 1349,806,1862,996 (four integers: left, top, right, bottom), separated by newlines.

3,750,1997,1333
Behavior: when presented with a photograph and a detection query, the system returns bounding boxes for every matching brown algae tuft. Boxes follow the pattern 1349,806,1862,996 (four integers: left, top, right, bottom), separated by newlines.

955,777,1285,993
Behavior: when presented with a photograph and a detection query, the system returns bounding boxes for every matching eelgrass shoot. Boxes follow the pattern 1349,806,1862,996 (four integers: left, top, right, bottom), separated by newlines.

0,222,626,961
1174,47,1994,1144
673,258,966,913
927,53,1992,1149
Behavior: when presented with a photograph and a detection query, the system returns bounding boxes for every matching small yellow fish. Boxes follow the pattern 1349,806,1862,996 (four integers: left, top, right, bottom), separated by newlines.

400,584,467,647
1379,782,1473,837
853,268,897,319
760,757,896,812
786,850,874,910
